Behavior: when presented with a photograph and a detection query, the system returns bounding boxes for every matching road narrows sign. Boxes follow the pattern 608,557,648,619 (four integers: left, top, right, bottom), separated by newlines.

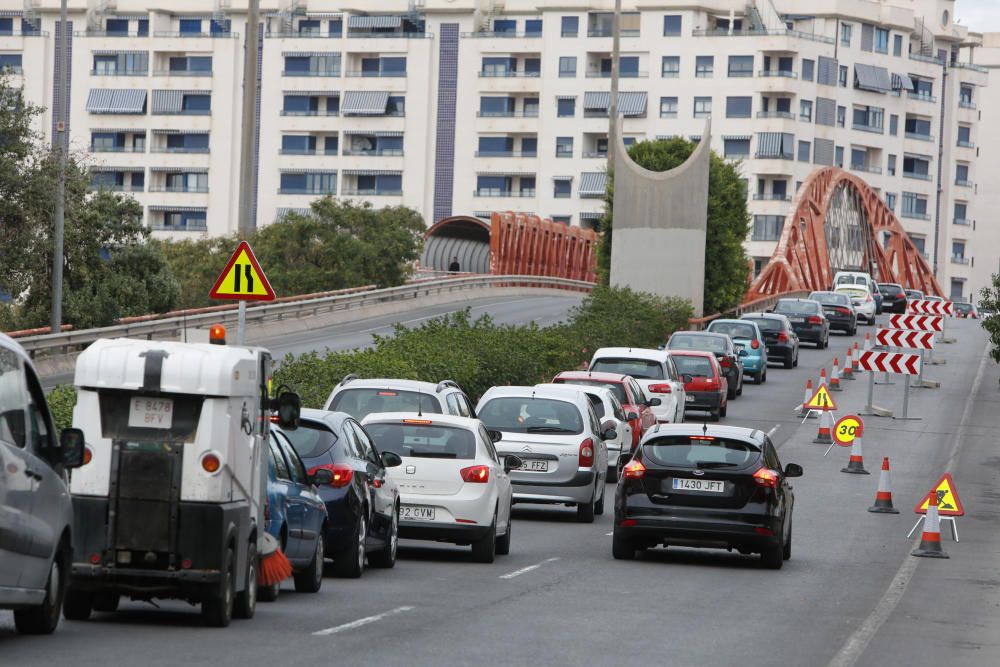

805,383,837,411
914,473,964,516
209,241,276,302
833,415,863,446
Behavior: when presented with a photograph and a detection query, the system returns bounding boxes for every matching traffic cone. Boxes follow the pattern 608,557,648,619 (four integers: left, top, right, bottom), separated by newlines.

798,378,813,416
864,332,873,351
813,410,833,444
840,437,870,474
851,342,860,370
843,348,855,379
830,358,843,391
819,367,828,386
912,487,949,558
868,457,900,513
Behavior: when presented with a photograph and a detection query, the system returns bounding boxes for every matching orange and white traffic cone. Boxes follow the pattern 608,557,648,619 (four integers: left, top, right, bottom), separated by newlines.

864,332,873,351
841,437,870,474
813,409,833,444
843,348,855,380
852,342,860,371
830,358,843,391
912,488,949,558
868,457,899,513
798,378,813,416
819,367,828,386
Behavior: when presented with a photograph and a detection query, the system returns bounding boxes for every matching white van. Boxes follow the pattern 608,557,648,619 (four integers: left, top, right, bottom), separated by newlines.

832,271,875,295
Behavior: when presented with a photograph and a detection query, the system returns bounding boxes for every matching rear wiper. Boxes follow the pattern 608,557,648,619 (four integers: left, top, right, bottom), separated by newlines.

694,461,738,468
409,451,457,458
525,426,576,433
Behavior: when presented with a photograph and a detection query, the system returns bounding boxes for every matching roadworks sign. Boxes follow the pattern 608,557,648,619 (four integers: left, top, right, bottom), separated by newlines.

914,473,965,516
833,415,863,446
805,383,837,411
209,241,276,302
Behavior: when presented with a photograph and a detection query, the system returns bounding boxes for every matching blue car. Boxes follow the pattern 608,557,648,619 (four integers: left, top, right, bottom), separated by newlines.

261,427,329,601
707,319,768,384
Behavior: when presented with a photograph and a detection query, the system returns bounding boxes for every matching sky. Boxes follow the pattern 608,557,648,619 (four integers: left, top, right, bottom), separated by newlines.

956,0,1000,32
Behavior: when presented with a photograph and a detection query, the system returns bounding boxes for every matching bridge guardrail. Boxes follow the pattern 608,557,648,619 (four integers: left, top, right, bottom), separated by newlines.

688,291,812,330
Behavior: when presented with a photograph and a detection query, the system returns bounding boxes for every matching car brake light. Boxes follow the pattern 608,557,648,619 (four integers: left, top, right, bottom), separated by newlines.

309,464,353,488
83,446,93,466
201,453,221,474
579,438,595,467
690,435,715,441
403,419,433,424
460,465,490,483
750,339,760,349
753,467,780,489
807,315,823,325
648,383,672,393
377,391,398,396
622,460,646,479
777,331,789,342
835,307,851,315
720,357,732,368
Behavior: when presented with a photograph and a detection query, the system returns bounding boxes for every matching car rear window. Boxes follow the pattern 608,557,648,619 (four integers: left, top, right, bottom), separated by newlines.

810,292,849,306
956,303,973,314
643,435,761,469
555,378,627,405
478,397,584,434
589,358,664,380
775,300,818,315
328,388,442,420
879,284,902,294
364,423,477,459
708,322,757,341
282,422,339,459
671,355,714,377
837,288,866,300
743,317,782,332
667,334,727,354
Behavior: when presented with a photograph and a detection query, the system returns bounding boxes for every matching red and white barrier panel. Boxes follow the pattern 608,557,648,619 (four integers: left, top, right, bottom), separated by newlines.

875,328,936,350
859,350,921,376
907,299,955,316
888,314,943,332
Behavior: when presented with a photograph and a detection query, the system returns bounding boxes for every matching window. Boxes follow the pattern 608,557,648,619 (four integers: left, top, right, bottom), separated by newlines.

523,97,539,116
477,175,511,196
561,16,579,37
887,154,896,176
552,215,571,225
800,99,812,121
956,164,970,184
875,27,889,54
298,19,321,35
889,114,898,136
835,146,844,167
329,18,343,37
281,135,316,154
841,23,852,46
661,56,679,78
756,132,795,159
798,140,810,163
162,210,206,231
663,15,681,36
837,105,846,128
0,18,13,35
164,133,209,152
893,34,903,57
954,202,968,223
911,78,934,99
726,96,751,118
493,19,516,33
557,98,575,117
387,96,405,116
354,174,401,195
695,56,713,77
775,98,791,114
137,19,149,36
280,172,336,194
558,56,576,77
284,53,340,76
554,179,571,198
283,94,319,115
957,125,972,146
556,136,573,157
886,192,896,211
839,65,848,87
909,235,926,253
802,59,814,81
952,241,966,260
525,19,542,36
851,148,867,170
694,96,712,118
324,136,338,155
752,215,784,241
182,93,210,113
728,55,753,77
179,18,202,35
905,116,931,137
853,105,884,131
164,172,207,192
659,96,678,118
521,137,537,156
210,18,231,35
950,279,965,302
902,192,928,219
619,56,639,77
724,138,750,159
772,180,787,199
960,85,974,106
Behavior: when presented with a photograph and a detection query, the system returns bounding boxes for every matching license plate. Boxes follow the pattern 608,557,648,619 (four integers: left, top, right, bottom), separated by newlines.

517,459,549,472
790,317,806,323
128,397,173,429
671,478,724,493
400,505,436,521
685,395,695,402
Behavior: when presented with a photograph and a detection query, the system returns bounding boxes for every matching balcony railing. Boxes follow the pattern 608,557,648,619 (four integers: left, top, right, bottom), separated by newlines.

347,32,431,39
279,188,337,195
462,31,540,38
851,164,883,175
152,110,211,116
345,70,407,78
90,69,148,76
758,70,797,78
282,70,341,77
586,70,646,78
586,29,639,38
280,110,340,117
474,189,537,197
90,146,146,153
479,70,540,78
756,111,795,119
153,31,238,39
957,140,975,149
152,69,212,77
582,151,608,158
148,186,209,193
150,147,210,154
905,132,933,142
951,62,988,73
691,27,833,44
903,172,932,181
280,149,338,156
342,149,404,156
852,123,883,134
901,211,931,221
267,31,343,39
151,222,208,232
955,179,974,188
74,31,142,37
959,100,977,110
90,184,143,192
752,193,792,201
342,188,404,196
953,218,971,226
951,256,970,265
474,150,537,158
908,53,942,65
907,92,936,103
476,111,539,118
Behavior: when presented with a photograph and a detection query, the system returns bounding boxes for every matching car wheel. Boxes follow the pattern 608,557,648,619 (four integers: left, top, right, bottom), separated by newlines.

783,518,793,561
234,540,257,619
612,529,636,560
333,511,366,579
495,503,513,556
258,582,280,603
369,508,399,569
760,527,785,570
761,369,767,384
720,402,728,418
754,371,763,385
471,514,497,563
727,381,737,400
849,324,857,336
62,586,94,622
793,351,799,367
607,465,618,484
577,489,596,524
294,534,324,593
595,484,606,516
783,352,794,369
710,409,720,422
93,592,120,613
15,552,66,634
736,375,743,396
202,547,235,627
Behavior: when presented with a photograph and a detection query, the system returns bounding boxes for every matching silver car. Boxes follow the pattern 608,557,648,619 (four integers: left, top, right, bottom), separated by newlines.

0,333,85,634
476,385,613,523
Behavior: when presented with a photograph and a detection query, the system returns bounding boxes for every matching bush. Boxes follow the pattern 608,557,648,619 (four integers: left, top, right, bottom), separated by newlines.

46,384,77,432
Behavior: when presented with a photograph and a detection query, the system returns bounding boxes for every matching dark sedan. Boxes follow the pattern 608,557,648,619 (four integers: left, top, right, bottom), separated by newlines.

772,298,829,348
740,313,799,369
666,331,744,400
878,283,908,314
808,291,857,335
613,425,802,568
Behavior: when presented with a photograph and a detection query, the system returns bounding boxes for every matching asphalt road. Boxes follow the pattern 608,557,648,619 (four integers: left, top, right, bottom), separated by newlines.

6,313,999,667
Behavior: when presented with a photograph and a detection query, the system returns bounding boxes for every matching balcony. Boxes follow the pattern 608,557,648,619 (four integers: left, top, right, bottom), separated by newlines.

74,30,142,38
907,92,936,104
280,110,339,117
957,140,975,149
476,111,539,118
585,29,639,38
478,70,540,78
341,188,404,196
342,148,404,156
955,179,974,188
347,32,430,39
903,172,932,181
959,100,977,110
278,188,337,196
582,151,608,158
752,193,792,201
474,189,537,197
585,70,647,78
904,132,933,142
953,218,971,226
345,70,406,78
90,69,147,77
148,186,209,193
474,151,537,158
691,27,833,44
951,62,988,74
852,123,883,134
152,69,212,77
758,70,797,78
951,256,970,265
280,149,337,156
152,31,238,39
151,222,208,232
90,184,143,192
901,211,931,221
909,53,942,65
756,111,795,119
851,164,883,175
282,70,341,77
150,146,210,154
462,31,540,39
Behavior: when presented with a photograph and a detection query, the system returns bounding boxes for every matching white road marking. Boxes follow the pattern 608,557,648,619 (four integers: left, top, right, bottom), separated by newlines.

825,340,989,667
312,606,415,636
606,532,614,536
499,557,559,579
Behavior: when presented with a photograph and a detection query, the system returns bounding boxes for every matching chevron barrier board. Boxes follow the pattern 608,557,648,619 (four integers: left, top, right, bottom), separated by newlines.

888,314,943,332
907,299,955,316
858,350,921,375
875,328,936,350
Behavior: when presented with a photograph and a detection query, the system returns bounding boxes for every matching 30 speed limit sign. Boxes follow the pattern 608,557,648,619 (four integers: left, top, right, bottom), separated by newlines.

834,415,864,447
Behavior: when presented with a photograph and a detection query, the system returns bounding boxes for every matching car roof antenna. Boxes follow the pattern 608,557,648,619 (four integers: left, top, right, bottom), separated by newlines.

703,422,709,436
417,389,423,417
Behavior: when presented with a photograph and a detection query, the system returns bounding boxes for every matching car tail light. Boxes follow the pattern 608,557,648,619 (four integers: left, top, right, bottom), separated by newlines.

309,463,353,488
754,527,774,536
579,438,595,467
753,467,780,489
620,519,637,527
648,383,672,393
750,339,760,349
835,307,851,315
403,419,433,424
719,357,732,368
460,465,490,483
622,460,646,479
865,294,872,302
83,446,93,466
777,331,789,342
201,453,221,474
807,315,823,325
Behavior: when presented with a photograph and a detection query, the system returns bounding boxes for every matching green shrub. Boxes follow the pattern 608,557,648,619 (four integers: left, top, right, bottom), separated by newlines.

46,384,77,432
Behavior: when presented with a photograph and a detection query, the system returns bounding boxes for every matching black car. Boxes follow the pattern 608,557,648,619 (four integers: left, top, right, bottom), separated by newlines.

772,298,829,348
808,291,857,335
281,408,402,578
904,288,925,302
666,331,745,400
878,283,907,314
740,313,799,369
612,425,802,569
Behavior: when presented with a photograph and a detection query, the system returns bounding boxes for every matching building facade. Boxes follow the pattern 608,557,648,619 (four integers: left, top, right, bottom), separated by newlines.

0,0,990,300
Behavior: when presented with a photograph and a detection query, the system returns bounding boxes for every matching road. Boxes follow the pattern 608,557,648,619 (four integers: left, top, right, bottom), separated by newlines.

6,313,999,666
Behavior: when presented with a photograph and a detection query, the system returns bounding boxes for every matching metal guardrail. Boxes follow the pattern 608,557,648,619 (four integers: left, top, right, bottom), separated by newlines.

688,291,811,330
12,276,595,357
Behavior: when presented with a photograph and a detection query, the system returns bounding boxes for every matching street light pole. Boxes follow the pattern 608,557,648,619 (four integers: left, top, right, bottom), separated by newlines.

50,0,68,332
236,0,260,239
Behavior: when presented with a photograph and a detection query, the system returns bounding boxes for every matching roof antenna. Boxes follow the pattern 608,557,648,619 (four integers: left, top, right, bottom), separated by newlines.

702,422,708,436
417,388,424,417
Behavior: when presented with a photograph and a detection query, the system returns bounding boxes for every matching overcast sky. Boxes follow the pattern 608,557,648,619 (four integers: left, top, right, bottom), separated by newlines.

956,0,1000,32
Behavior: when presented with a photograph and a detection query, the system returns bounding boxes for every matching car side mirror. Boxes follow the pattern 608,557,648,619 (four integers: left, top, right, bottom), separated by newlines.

784,463,803,478
503,455,522,473
646,398,662,407
60,428,86,469
310,468,334,486
602,428,618,441
273,391,301,429
681,374,693,384
381,451,403,468
487,429,503,443
626,412,639,421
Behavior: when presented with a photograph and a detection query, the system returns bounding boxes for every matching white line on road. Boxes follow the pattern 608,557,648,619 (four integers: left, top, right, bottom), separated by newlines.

312,606,415,636
606,532,614,536
499,557,559,580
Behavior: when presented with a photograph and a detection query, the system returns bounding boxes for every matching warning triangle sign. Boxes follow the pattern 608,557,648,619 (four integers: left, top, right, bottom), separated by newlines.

915,473,964,516
805,383,837,411
209,241,276,302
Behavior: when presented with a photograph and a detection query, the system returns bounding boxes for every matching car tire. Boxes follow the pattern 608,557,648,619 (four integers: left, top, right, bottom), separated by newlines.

783,352,794,369
736,375,743,396
62,586,94,622
234,541,257,619
93,592,120,613
202,547,235,628
612,530,636,560
15,552,66,634
332,511,366,579
607,466,618,484
710,409,720,422
595,485,606,516
727,381,737,400
495,505,513,556
369,508,399,569
849,324,857,336
793,351,799,367
720,403,727,418
471,514,497,563
760,529,785,570
258,582,279,603
577,489,596,524
761,369,767,384
294,535,324,594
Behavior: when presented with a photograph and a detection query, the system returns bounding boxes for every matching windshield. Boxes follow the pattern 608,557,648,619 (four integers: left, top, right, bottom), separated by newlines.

282,422,339,459
668,334,728,354
743,317,782,332
707,322,757,341
555,379,627,405
364,423,476,459
589,358,664,380
671,355,714,378
774,300,819,315
478,397,584,434
810,292,849,306
836,275,868,287
328,388,442,420
643,435,760,469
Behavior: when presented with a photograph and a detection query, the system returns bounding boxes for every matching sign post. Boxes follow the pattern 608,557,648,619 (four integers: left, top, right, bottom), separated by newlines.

858,350,921,420
209,241,276,345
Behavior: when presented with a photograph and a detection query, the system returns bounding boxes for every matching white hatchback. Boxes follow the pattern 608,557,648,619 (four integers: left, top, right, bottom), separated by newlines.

360,413,517,563
588,348,687,424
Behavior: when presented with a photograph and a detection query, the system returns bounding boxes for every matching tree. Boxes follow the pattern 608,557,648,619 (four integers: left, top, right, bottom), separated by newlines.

978,276,1000,364
596,138,751,315
154,236,236,310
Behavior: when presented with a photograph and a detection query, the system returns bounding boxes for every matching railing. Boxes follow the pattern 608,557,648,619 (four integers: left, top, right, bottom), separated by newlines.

691,28,832,44
752,193,792,201
688,290,812,330
902,211,931,221
757,111,795,119
462,31,540,38
954,179,974,188
951,256,970,265
586,71,647,78
903,172,932,181
474,151,537,158
907,92,936,103
267,31,343,39
479,71,540,78
280,111,340,117
959,100,977,110
152,31,239,39
904,132,933,142
91,69,148,76
152,69,212,77
344,70,407,78
758,70,796,78
282,70,341,77
149,222,208,232
90,146,146,153
150,147,210,154
909,53,942,65
851,164,883,175
951,62,988,73
148,186,209,193
582,151,608,158
852,123,883,134
476,111,538,118
342,188,403,196
474,189,536,198
342,149,404,156
953,218,971,226
347,32,432,39
957,140,975,149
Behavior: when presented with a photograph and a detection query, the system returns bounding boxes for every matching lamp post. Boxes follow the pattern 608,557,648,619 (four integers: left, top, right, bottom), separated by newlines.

50,0,68,332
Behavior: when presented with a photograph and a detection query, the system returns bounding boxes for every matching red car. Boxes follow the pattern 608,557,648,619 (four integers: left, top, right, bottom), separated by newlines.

551,370,656,449
669,351,728,421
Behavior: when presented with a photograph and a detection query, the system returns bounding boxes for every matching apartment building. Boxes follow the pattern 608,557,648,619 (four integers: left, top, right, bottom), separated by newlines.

0,0,990,299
